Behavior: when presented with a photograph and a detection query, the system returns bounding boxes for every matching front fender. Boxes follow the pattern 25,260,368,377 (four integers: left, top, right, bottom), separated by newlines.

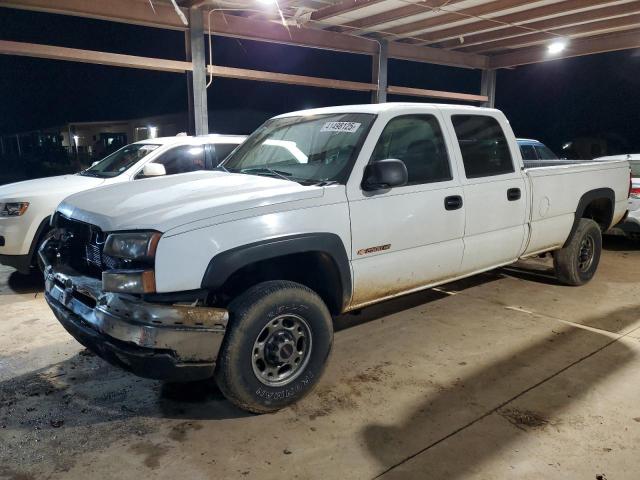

201,233,352,310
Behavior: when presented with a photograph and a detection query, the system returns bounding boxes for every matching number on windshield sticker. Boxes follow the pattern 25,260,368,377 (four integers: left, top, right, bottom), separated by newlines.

321,122,361,133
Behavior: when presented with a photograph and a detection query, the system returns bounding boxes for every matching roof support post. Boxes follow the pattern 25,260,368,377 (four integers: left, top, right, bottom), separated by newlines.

371,39,388,103
184,30,195,135
189,7,208,135
481,69,496,108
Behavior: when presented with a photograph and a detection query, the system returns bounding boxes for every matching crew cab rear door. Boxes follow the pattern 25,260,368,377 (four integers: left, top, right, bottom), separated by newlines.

347,109,465,308
445,111,528,273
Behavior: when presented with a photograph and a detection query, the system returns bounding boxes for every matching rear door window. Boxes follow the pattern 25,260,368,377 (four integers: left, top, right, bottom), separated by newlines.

153,145,206,175
520,144,537,161
210,143,239,165
452,115,514,178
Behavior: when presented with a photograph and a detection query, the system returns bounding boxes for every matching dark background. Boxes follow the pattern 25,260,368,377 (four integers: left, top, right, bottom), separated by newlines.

1,7,639,156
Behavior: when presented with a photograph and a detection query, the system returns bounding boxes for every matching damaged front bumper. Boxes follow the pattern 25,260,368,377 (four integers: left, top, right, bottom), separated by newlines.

42,255,228,382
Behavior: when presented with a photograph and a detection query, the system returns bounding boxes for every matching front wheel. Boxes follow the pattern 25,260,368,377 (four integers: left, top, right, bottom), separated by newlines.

554,218,602,286
215,280,333,413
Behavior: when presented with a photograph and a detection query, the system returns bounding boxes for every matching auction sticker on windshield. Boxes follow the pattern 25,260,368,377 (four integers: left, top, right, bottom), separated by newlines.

321,122,361,133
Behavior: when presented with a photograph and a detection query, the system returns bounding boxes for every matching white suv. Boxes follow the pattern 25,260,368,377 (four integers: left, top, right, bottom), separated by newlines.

0,134,245,273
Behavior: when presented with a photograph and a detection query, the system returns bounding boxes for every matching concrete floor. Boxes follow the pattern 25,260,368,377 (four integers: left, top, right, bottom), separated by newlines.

2,237,640,480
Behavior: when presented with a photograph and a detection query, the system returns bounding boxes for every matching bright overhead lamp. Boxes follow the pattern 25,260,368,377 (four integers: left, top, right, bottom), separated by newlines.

257,0,276,4
548,39,568,55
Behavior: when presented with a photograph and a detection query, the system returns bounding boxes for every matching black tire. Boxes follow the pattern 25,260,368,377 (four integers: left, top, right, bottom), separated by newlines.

215,280,333,414
554,218,602,286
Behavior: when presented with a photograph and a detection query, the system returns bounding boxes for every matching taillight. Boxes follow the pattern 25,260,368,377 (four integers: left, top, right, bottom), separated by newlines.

631,187,640,199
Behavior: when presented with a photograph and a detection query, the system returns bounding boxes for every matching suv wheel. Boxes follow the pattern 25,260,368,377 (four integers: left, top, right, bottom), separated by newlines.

215,280,333,413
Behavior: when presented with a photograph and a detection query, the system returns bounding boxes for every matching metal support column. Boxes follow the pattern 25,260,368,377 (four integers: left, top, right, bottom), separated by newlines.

481,69,496,108
189,8,208,135
371,39,388,104
184,30,195,135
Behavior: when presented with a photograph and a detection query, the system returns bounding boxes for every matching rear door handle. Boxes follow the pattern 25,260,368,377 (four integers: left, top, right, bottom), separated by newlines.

444,195,463,211
507,188,521,201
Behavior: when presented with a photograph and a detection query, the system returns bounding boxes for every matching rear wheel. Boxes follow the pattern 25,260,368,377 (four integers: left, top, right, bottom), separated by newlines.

554,218,602,286
215,280,333,413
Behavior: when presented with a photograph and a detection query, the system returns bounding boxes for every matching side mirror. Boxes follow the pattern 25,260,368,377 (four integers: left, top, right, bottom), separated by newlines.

141,163,166,177
362,159,408,191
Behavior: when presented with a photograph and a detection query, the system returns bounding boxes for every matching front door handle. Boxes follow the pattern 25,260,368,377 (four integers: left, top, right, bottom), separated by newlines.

507,188,521,201
444,195,463,211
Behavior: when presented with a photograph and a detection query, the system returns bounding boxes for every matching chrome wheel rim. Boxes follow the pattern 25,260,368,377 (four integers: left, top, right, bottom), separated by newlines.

251,313,312,386
578,234,595,272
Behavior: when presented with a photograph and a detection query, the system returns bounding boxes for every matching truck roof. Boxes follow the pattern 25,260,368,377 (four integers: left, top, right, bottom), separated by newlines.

517,138,544,145
275,102,498,118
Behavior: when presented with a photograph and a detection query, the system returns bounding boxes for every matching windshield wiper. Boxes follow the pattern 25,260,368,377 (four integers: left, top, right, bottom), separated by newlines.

311,180,338,187
79,170,102,178
240,167,295,182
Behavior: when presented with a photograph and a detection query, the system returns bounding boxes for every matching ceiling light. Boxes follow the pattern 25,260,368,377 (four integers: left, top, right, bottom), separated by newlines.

548,39,568,55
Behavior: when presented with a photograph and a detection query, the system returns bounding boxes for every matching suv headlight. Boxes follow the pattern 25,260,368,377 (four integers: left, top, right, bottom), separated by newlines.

0,202,29,217
103,231,161,262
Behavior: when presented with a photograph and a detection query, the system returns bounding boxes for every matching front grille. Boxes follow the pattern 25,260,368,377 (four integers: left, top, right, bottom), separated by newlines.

55,214,116,277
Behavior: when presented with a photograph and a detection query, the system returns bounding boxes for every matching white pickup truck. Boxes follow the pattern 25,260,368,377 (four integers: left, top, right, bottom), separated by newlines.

40,103,629,413
0,134,245,274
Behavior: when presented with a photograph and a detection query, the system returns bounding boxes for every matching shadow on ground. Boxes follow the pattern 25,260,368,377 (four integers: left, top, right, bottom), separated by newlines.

0,269,43,295
361,305,639,479
602,235,640,251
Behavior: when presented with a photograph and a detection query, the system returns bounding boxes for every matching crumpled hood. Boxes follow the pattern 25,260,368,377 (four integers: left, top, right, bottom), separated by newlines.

58,170,324,232
0,174,105,202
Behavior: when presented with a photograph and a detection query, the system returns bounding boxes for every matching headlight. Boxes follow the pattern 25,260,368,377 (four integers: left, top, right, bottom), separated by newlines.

102,270,156,294
103,231,161,261
0,202,29,217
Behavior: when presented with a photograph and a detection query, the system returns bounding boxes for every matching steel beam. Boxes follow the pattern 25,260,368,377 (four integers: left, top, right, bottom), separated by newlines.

189,8,208,135
489,29,640,69
371,40,388,103
0,40,192,72
480,69,496,108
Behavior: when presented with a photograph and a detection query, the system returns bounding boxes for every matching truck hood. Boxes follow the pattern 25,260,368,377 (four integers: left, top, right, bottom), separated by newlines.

58,171,324,232
0,174,105,202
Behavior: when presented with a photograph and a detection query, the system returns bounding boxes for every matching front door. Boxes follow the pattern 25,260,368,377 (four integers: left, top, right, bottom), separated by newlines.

348,112,466,308
447,113,528,273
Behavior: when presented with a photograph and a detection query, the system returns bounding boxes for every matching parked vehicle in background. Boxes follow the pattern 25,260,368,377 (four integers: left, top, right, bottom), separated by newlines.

598,154,640,239
41,103,629,413
0,134,245,274
517,138,559,162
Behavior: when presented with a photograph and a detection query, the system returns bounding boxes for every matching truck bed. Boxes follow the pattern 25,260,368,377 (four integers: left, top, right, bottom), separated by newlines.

524,159,602,168
521,158,629,256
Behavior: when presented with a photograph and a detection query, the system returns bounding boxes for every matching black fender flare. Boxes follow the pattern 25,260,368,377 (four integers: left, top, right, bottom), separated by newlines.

201,233,352,310
563,188,614,247
28,216,52,265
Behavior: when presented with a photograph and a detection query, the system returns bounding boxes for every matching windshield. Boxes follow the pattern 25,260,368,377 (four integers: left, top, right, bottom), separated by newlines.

630,160,640,177
80,143,160,178
221,113,375,185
